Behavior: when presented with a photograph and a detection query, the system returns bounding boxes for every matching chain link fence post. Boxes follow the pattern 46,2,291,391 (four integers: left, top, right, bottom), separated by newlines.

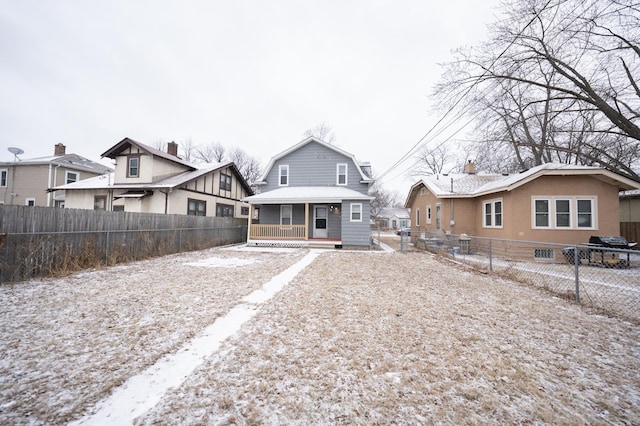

574,244,580,302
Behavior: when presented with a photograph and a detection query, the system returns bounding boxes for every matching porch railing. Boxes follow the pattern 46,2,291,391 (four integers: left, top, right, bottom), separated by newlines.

250,224,307,239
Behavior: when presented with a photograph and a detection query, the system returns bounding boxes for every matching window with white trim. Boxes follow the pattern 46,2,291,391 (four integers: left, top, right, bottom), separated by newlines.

127,155,140,178
219,173,232,191
279,165,289,186
66,171,78,184
350,203,362,222
337,163,348,185
416,208,420,226
483,199,503,228
534,199,550,228
280,205,292,225
1,169,8,187
426,205,432,224
25,198,36,206
555,199,571,228
577,199,594,228
533,197,596,229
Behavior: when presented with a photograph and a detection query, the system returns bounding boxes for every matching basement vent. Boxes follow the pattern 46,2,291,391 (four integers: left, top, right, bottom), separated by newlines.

534,248,554,259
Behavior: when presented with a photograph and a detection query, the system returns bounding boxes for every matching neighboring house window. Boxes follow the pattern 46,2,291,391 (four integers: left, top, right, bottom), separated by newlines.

400,219,409,228
216,203,234,217
25,198,36,206
534,199,550,228
113,205,125,212
280,205,292,225
483,199,503,228
127,155,140,177
94,196,106,211
555,199,571,228
279,165,289,186
416,208,420,226
220,173,232,191
533,197,595,229
1,169,8,187
427,206,432,224
66,171,78,184
577,199,594,228
241,206,249,215
187,198,206,216
337,163,348,185
435,203,442,230
350,203,362,222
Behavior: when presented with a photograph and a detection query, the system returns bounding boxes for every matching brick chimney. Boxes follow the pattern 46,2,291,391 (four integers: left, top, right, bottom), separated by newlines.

54,143,66,156
167,141,178,157
463,160,476,174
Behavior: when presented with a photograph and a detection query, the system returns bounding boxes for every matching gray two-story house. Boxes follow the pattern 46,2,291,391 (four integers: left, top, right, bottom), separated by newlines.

244,137,374,249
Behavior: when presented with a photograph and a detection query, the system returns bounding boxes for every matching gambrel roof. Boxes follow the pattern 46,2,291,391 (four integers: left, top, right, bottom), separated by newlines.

405,162,640,206
255,137,374,185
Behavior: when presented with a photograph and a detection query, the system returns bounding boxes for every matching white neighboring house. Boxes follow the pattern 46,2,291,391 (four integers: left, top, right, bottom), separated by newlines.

50,137,253,217
376,207,411,230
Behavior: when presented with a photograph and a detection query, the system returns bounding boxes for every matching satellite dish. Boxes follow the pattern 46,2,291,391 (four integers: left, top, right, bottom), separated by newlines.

8,147,24,161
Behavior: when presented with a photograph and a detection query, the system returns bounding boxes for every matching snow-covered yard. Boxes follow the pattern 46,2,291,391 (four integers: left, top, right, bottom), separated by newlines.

1,242,639,424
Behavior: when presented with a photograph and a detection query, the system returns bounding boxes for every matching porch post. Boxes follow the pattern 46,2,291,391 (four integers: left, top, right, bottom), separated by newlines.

305,203,309,240
247,204,252,242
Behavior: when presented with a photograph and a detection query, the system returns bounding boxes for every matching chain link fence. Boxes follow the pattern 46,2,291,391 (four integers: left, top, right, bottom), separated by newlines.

412,232,640,323
0,226,247,284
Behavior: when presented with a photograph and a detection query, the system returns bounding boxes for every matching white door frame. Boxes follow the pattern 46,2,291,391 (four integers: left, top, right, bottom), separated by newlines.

313,205,328,238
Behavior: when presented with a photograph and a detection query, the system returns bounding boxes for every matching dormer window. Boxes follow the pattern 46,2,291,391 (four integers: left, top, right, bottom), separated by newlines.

337,163,348,185
279,165,289,186
127,155,140,178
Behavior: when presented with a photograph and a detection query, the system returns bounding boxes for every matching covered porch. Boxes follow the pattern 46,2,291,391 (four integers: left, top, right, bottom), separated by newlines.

247,202,343,248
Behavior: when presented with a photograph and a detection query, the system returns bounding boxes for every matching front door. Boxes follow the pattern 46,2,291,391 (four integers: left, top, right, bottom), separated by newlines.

313,205,328,238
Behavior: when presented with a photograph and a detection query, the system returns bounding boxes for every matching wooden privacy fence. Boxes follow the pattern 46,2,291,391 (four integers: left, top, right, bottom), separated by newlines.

620,222,640,244
0,205,248,283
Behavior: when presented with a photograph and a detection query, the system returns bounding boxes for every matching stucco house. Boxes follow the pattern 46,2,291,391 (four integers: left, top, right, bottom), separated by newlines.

404,162,640,245
243,137,374,249
376,207,411,231
51,137,253,217
1,143,112,207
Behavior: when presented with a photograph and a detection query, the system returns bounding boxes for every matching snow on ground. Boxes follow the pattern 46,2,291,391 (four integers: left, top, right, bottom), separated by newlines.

1,241,639,424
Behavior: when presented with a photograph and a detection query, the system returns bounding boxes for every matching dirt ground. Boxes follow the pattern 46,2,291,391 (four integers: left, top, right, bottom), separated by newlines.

1,239,639,425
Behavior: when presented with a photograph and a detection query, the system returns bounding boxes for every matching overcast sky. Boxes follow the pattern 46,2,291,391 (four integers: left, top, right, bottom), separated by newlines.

0,0,498,193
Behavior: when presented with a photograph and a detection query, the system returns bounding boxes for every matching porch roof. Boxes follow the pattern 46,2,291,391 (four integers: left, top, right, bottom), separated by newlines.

244,186,374,204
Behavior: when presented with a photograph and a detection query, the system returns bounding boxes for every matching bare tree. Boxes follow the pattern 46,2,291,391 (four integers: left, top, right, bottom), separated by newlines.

303,122,337,143
412,145,452,175
228,147,262,191
369,182,402,218
194,142,226,163
434,0,640,180
179,138,196,162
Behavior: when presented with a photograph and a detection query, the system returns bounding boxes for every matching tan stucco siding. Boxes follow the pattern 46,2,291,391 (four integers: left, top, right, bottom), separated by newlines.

113,149,186,184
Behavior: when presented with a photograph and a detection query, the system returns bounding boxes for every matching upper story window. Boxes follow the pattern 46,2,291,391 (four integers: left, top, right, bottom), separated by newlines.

0,169,7,187
220,173,232,191
337,163,348,185
533,197,595,229
279,165,289,186
66,171,78,184
483,199,503,228
127,155,140,178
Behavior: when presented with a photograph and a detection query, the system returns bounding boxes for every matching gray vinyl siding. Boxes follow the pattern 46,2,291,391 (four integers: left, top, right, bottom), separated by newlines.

260,204,305,224
341,200,371,247
307,203,342,239
262,141,368,194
